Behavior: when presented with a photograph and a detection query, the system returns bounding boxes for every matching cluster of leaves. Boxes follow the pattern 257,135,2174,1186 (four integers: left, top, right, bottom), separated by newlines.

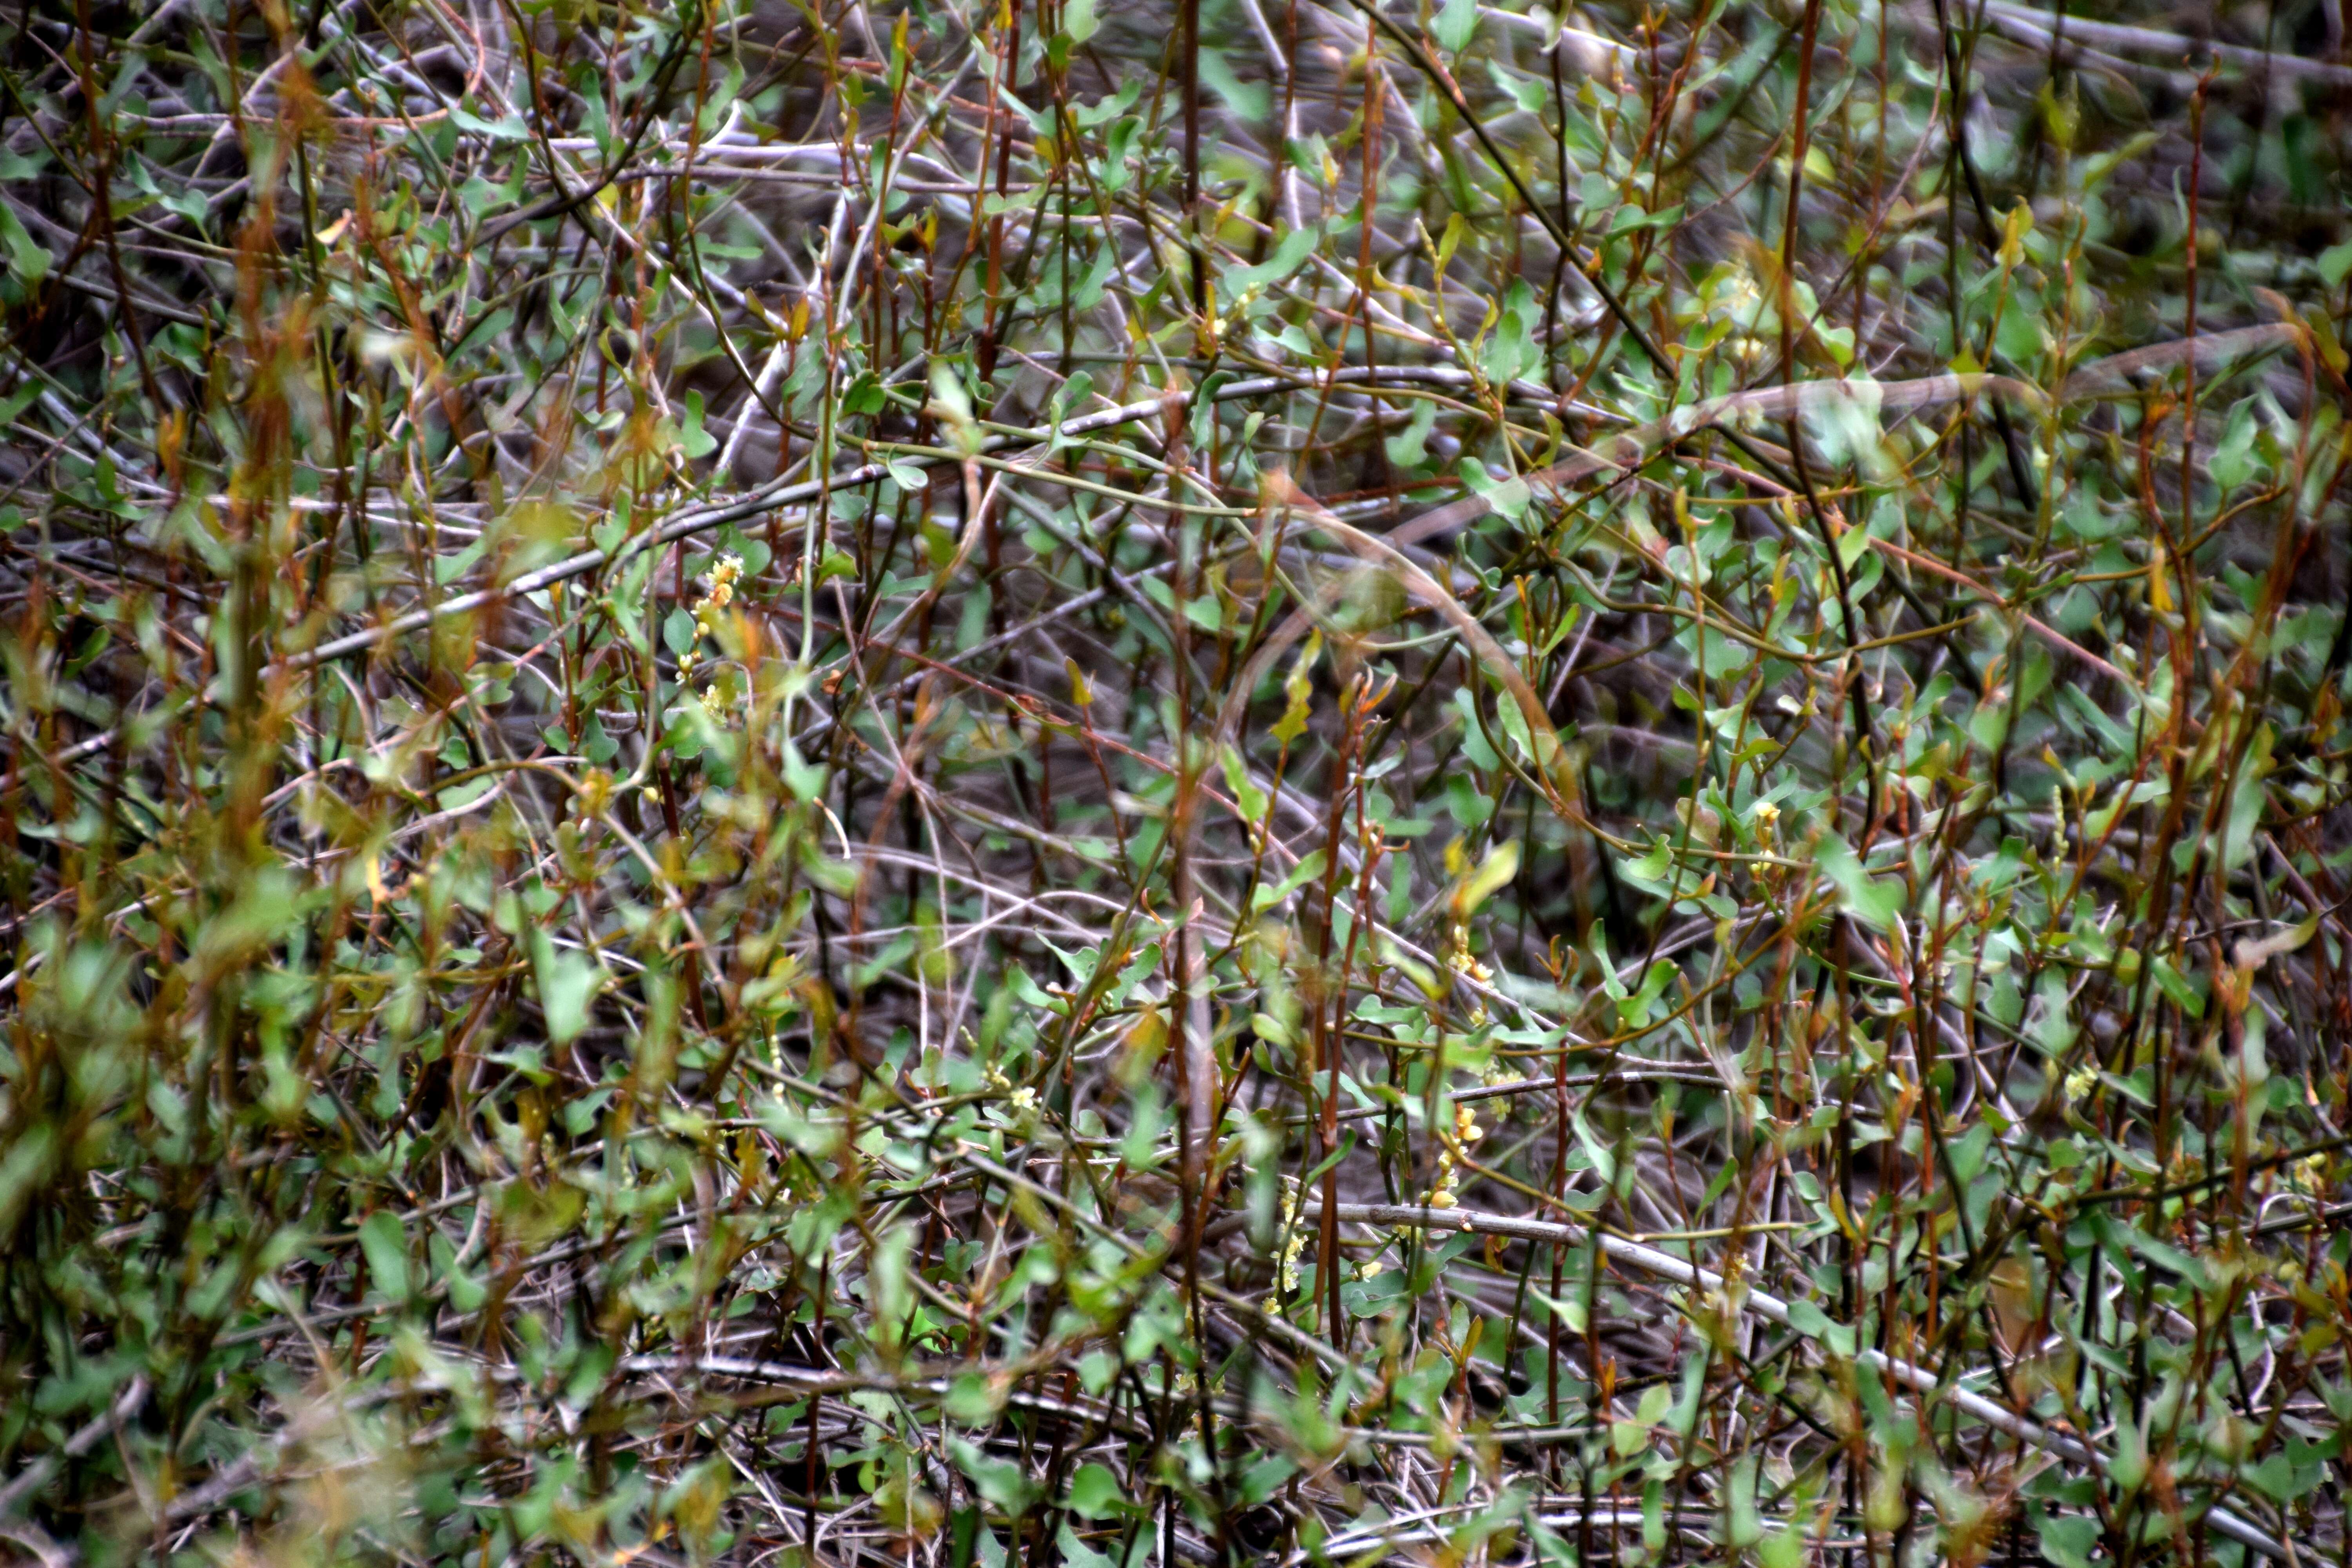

5,0,2352,1563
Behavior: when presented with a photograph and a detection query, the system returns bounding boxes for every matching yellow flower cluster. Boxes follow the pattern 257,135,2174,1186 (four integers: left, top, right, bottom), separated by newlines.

1274,1227,1307,1300
1707,262,1769,371
1425,1102,1482,1209
675,553,743,675
676,554,748,720
1265,1175,1305,1314
699,552,742,619
1446,926,1493,1028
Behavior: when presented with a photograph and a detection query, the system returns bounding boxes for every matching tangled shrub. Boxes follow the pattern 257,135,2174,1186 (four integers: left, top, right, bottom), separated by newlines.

2,0,2351,1564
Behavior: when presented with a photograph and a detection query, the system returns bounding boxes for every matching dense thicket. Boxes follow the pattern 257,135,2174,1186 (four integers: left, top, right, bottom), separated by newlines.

4,0,2352,1564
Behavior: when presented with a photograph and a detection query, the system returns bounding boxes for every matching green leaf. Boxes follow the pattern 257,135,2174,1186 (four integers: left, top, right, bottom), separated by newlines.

1453,840,1519,915
1815,834,1904,929
1220,745,1268,819
1572,1103,1616,1183
1250,850,1326,913
982,186,1047,216
1616,959,1675,1027
951,1438,1042,1517
945,1371,1005,1423
2036,1513,2099,1568
1479,280,1540,386
0,203,51,294
1385,399,1437,468
359,1211,412,1302
1066,1463,1129,1520
434,538,488,584
2151,954,2204,1018
1195,47,1267,120
1433,0,1478,53
2323,239,2352,290
677,390,719,458
1222,225,1318,300
531,934,602,1045
1782,1298,1855,1357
